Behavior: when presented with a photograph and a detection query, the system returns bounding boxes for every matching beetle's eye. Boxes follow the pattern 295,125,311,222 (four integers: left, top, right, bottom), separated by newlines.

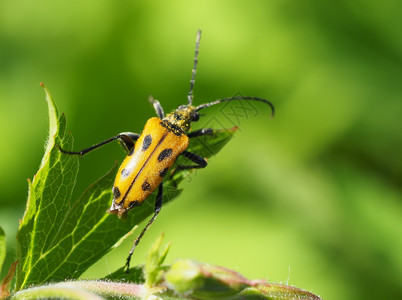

192,113,200,122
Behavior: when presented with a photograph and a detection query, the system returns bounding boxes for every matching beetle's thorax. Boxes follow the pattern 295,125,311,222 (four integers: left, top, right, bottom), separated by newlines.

160,105,197,136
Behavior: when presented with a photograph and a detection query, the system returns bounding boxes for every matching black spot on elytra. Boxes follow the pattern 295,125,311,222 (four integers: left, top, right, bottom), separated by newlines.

113,186,121,199
159,167,169,177
142,134,152,151
121,168,130,177
158,148,173,162
142,180,151,191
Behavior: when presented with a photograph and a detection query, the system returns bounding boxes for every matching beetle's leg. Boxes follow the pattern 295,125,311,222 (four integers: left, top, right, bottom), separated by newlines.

125,182,163,273
59,132,140,156
118,132,140,154
176,150,207,170
149,95,165,119
187,128,214,138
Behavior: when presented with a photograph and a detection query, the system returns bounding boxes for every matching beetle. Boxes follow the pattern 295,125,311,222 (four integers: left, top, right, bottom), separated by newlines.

59,30,274,272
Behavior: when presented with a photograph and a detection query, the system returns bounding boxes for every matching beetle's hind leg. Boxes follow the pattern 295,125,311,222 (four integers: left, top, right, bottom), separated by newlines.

58,132,140,156
125,182,164,273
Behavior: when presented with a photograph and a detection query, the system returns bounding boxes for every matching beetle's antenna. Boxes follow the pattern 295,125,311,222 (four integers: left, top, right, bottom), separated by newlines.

195,96,275,117
187,30,202,106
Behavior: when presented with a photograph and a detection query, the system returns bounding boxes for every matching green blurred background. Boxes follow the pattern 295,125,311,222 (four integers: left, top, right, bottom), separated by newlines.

1,0,401,299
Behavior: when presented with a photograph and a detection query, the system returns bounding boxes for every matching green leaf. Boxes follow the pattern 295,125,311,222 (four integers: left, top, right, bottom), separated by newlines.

240,283,322,300
0,226,5,274
15,86,238,290
16,85,79,290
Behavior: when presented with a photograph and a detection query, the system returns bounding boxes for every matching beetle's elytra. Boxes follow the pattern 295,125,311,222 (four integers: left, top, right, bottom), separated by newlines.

59,30,274,272
109,116,189,216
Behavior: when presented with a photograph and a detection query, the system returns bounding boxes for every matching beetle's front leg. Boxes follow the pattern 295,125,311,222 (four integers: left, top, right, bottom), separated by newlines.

187,128,213,138
58,132,140,156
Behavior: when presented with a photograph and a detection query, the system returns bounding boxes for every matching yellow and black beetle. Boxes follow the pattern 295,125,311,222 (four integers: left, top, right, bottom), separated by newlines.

60,30,274,272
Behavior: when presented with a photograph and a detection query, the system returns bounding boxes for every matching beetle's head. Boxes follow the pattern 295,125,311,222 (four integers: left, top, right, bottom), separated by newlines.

162,105,199,134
